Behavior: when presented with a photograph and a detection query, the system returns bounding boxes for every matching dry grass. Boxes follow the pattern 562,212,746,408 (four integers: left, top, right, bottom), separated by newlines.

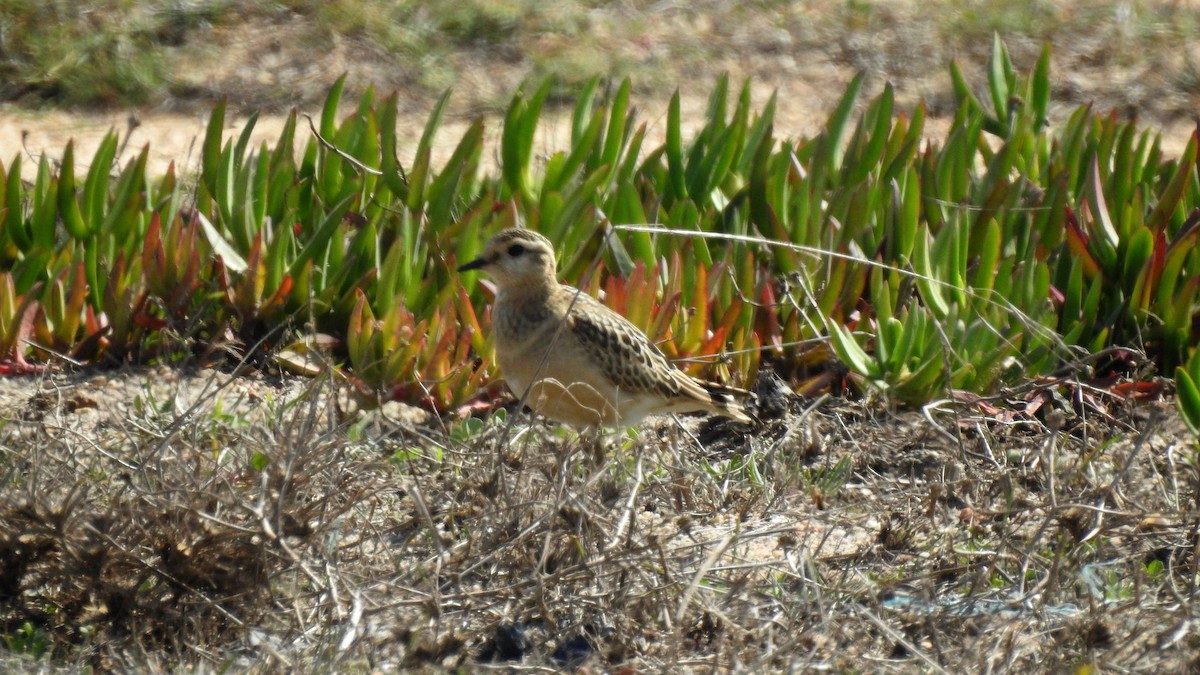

0,364,1196,671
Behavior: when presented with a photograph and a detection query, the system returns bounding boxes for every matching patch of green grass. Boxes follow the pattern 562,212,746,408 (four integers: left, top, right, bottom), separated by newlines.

0,0,278,106
1,622,49,660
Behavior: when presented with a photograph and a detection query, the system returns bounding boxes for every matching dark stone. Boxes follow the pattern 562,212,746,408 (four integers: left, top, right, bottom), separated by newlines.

551,633,594,666
479,622,532,663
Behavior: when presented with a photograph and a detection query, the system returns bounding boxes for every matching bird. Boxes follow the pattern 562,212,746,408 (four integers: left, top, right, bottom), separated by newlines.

457,227,753,428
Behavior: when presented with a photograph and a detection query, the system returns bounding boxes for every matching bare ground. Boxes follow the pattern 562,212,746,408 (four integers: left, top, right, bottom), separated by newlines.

0,363,1194,672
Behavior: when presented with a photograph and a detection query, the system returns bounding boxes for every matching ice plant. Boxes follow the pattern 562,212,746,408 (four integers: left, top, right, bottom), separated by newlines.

0,38,1190,412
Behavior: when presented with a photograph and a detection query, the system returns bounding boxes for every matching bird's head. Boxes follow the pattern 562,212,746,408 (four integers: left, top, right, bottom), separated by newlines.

457,228,558,289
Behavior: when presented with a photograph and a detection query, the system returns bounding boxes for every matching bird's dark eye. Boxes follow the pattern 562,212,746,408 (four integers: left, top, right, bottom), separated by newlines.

507,244,525,257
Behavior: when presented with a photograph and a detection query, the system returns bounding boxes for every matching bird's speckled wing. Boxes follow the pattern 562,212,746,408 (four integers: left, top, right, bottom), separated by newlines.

562,289,700,399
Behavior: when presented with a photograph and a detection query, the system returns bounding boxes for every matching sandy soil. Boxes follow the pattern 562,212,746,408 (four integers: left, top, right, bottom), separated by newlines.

2,65,1195,184
0,79,846,181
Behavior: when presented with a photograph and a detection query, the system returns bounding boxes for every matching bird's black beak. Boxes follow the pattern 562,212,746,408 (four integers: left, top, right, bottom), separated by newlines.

457,257,488,273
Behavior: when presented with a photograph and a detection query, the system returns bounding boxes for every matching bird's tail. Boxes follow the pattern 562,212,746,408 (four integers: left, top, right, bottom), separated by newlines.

700,381,755,424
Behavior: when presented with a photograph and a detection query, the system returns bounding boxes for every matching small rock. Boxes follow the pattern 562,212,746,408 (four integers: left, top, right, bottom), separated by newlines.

480,622,531,662
552,634,594,666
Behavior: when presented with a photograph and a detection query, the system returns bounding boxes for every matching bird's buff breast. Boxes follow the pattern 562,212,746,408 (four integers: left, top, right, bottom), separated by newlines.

495,340,613,426
493,291,641,426
493,328,622,426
